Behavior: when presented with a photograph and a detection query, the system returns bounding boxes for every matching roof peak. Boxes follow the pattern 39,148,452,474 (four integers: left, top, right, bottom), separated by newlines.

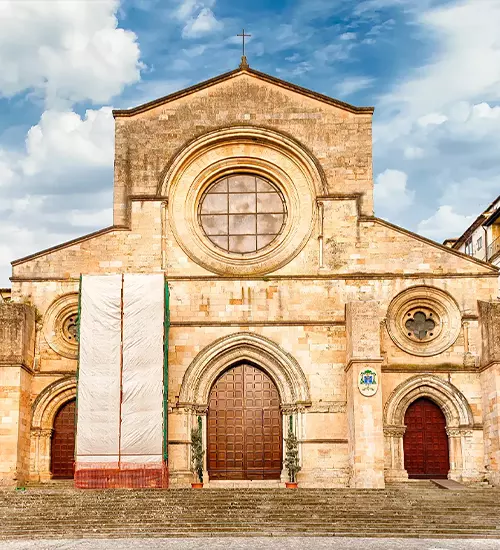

239,55,249,70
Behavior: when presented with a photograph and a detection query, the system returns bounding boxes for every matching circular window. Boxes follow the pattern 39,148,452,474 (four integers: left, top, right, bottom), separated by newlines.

404,307,441,342
43,293,79,359
386,286,461,357
199,174,287,254
62,313,78,344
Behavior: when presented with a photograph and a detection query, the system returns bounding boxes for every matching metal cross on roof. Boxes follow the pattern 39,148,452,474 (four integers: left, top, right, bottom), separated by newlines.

237,29,251,57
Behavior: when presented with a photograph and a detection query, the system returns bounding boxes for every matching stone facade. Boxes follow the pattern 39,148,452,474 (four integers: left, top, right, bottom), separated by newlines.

1,63,500,487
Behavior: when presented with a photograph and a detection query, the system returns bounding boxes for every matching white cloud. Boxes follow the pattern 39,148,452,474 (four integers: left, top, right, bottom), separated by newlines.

417,205,475,242
374,169,415,216
403,146,424,159
176,0,215,20
340,32,357,41
182,7,222,38
0,108,115,285
0,0,142,107
336,76,375,97
372,0,500,240
377,0,500,140
417,113,448,127
22,108,114,177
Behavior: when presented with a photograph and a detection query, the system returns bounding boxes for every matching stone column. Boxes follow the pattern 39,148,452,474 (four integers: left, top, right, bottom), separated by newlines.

384,425,408,481
30,428,53,482
478,301,500,487
0,304,35,486
345,301,384,488
446,427,463,481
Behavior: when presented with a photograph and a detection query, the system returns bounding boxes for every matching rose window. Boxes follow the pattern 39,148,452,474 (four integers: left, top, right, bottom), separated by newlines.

403,307,439,342
199,174,287,254
62,313,78,344
405,311,435,340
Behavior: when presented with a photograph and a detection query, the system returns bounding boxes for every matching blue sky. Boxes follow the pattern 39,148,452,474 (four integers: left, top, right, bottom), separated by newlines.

1,0,499,285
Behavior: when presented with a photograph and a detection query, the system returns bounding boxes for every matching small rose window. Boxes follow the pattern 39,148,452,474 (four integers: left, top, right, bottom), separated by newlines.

404,307,439,342
62,313,78,344
199,174,287,254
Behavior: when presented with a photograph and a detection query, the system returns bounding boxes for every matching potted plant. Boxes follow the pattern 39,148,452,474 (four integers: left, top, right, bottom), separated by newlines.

190,424,205,488
284,425,301,488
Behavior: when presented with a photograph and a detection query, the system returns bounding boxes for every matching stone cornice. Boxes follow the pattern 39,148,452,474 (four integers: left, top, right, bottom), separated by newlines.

360,216,499,273
11,225,130,266
345,358,383,372
478,360,500,372
0,362,34,374
11,272,499,283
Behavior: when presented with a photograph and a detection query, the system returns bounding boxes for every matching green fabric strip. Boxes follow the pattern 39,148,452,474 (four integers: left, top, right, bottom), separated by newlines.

163,280,170,462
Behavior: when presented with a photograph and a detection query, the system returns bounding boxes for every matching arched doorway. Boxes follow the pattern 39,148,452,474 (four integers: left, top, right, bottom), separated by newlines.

207,363,282,480
51,399,76,479
403,397,449,479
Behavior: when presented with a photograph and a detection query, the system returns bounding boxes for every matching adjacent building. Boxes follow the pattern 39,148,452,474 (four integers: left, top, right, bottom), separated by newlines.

445,195,500,268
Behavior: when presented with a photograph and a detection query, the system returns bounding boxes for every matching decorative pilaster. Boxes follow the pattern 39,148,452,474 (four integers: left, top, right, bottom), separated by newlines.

345,301,385,488
478,301,500,487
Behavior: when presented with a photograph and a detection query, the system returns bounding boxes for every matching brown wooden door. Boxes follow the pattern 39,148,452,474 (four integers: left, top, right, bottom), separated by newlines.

208,363,282,480
51,400,76,479
403,397,449,479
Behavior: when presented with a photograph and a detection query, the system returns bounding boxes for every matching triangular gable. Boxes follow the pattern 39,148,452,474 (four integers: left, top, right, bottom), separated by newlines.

113,64,374,118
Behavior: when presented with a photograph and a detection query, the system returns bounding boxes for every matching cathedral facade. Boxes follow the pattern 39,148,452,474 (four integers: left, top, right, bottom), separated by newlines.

1,61,500,488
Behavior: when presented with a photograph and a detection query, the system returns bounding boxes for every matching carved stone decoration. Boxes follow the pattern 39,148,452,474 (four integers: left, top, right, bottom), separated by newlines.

386,286,461,357
162,126,322,276
43,293,79,359
177,332,312,411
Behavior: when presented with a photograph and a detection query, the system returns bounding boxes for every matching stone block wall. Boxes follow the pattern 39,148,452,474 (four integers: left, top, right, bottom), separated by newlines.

479,301,500,485
0,304,35,485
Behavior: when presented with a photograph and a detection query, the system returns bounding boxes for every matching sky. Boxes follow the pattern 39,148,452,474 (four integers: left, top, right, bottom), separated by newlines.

1,0,500,286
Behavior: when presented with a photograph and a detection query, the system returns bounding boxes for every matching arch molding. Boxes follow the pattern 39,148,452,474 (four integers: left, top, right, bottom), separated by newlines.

384,374,474,428
178,332,311,410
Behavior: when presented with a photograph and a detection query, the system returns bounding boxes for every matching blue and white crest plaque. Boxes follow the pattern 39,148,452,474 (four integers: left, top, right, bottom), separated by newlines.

358,368,378,397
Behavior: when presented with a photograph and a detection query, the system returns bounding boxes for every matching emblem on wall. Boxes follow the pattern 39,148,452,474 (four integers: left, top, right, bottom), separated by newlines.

358,368,378,397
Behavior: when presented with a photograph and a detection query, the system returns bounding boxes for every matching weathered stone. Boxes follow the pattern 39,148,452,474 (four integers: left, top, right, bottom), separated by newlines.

1,65,500,489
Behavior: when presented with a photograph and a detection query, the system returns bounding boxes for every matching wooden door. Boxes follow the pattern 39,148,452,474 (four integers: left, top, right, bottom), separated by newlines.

208,363,282,480
403,397,449,479
51,400,76,479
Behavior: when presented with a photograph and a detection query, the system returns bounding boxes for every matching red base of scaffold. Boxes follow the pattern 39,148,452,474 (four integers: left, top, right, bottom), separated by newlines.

74,462,169,489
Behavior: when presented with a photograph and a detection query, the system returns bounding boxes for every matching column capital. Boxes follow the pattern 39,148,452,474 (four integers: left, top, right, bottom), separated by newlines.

384,425,406,437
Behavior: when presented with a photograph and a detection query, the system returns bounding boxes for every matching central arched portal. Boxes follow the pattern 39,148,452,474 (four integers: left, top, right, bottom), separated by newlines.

207,363,282,480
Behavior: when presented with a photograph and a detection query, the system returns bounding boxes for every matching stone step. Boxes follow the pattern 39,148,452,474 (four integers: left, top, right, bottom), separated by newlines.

1,487,499,540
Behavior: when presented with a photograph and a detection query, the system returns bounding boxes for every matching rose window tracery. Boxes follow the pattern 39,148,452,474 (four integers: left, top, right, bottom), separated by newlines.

405,310,436,341
62,313,78,344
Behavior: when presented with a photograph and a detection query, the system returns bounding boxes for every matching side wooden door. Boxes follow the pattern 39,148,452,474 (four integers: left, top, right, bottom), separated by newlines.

403,397,449,479
51,399,76,479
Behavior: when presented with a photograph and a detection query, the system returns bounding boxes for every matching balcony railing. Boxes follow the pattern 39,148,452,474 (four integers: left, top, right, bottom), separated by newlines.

487,236,500,262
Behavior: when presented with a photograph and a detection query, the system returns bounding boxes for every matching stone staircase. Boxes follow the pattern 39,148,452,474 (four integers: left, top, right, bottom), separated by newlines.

1,483,500,540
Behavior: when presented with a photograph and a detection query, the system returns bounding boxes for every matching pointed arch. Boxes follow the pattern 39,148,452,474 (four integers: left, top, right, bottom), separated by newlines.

177,332,311,409
384,374,474,429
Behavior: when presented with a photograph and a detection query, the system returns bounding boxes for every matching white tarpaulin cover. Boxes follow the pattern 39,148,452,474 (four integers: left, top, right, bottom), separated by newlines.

77,275,122,461
120,274,164,463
